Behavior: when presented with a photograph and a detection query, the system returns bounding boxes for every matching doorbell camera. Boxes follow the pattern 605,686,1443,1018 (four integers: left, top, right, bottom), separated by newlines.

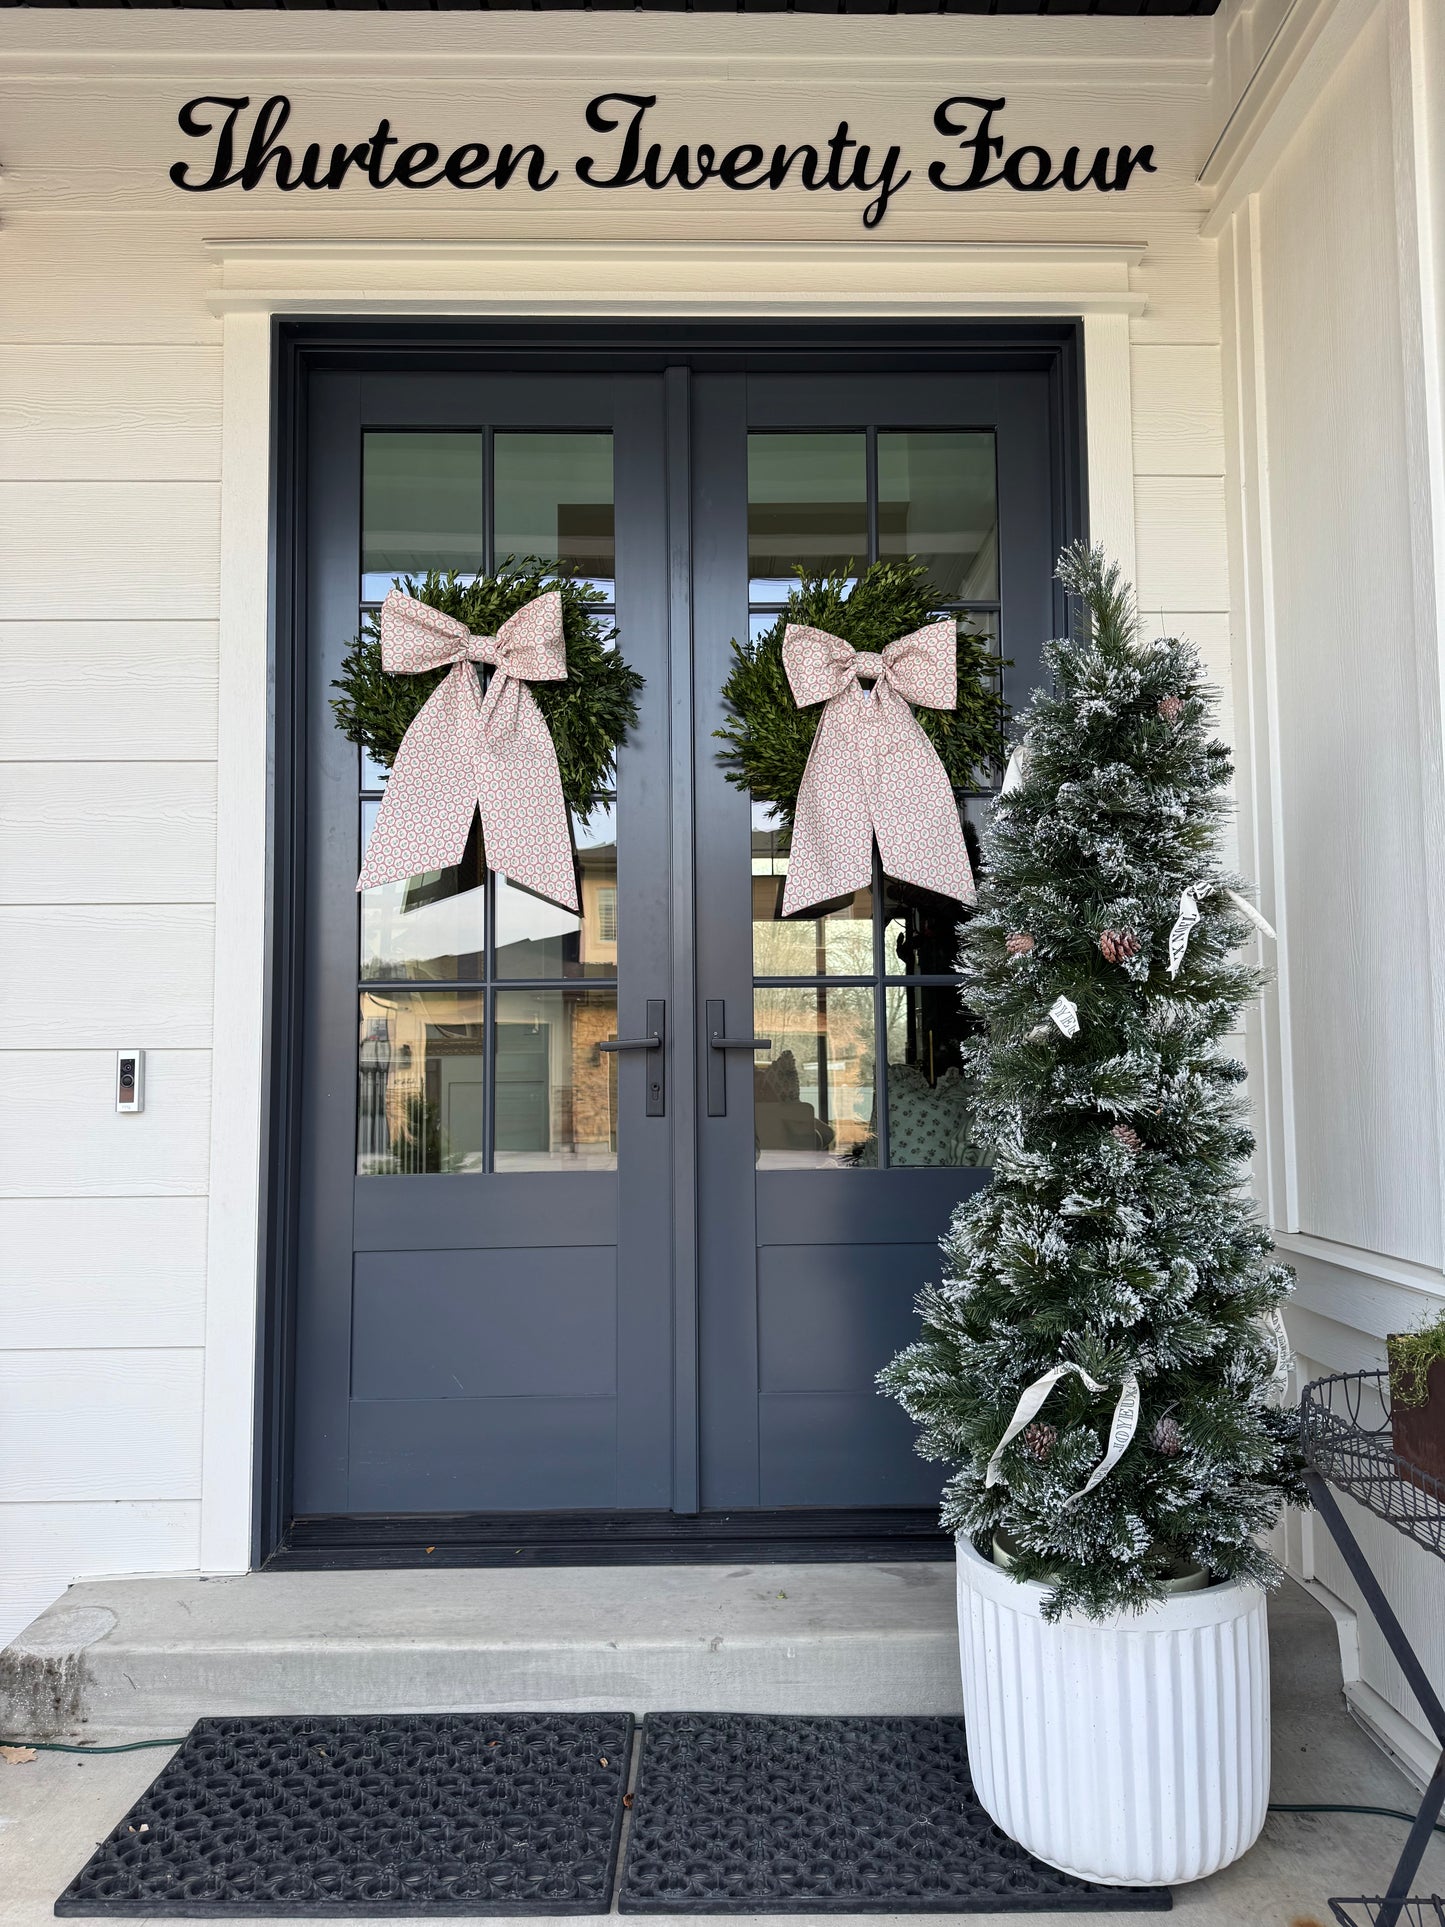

116,1049,145,1114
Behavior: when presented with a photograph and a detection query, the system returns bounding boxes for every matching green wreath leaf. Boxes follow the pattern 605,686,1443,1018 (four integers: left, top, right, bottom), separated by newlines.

329,561,644,817
714,559,1009,827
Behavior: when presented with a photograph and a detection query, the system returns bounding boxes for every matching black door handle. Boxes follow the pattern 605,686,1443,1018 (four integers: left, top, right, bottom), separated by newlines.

704,1000,771,1117
597,1000,666,1117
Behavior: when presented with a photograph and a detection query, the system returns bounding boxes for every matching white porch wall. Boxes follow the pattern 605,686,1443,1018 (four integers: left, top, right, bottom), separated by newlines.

3,8,1226,1644
1215,0,1445,1777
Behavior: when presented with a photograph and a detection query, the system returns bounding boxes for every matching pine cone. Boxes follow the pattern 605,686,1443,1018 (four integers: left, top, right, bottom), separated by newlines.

1111,1123,1143,1152
1158,695,1184,724
1152,1415,1183,1458
1020,1420,1057,1464
1005,931,1035,957
1099,928,1141,964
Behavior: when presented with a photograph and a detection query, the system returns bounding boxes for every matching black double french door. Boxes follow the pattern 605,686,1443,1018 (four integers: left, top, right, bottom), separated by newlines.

287,339,1065,1545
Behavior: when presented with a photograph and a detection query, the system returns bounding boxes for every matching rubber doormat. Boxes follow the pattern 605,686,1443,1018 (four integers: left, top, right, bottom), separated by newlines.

617,1714,1172,1914
55,1711,633,1917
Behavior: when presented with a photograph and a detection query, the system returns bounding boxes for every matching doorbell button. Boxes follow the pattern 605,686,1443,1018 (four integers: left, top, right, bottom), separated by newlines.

116,1049,145,1114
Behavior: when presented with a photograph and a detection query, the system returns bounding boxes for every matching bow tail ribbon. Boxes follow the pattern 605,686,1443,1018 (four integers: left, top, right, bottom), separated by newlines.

358,662,487,891
472,669,580,913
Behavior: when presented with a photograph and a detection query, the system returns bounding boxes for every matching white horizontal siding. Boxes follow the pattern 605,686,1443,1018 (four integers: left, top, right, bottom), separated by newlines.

1,623,218,762
0,1198,208,1350
0,1050,211,1198
0,214,222,346
0,1351,203,1503
0,482,220,619
1131,345,1226,473
1134,475,1231,616
0,1500,200,1648
1,905,215,1048
0,764,216,904
0,346,222,481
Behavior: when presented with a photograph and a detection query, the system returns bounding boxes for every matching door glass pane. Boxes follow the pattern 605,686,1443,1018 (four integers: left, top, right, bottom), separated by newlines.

362,432,484,603
748,433,866,600
878,984,987,1169
360,803,485,982
493,988,619,1171
883,804,983,976
494,803,617,980
878,431,998,601
357,990,485,1175
751,802,872,976
494,433,615,599
753,986,875,1169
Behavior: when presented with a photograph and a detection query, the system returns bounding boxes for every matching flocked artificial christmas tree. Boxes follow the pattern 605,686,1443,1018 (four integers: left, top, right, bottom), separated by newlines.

881,544,1306,1621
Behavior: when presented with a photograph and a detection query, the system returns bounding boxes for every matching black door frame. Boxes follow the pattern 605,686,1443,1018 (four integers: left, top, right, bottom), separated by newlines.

255,318,1086,1571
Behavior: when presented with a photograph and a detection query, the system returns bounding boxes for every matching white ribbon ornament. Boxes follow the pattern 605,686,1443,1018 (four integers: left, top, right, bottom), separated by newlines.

986,1362,1142,1507
1167,882,1277,978
1260,1306,1292,1405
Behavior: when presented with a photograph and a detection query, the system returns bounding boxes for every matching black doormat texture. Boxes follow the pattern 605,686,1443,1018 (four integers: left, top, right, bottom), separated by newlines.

54,1711,634,1917
617,1713,1173,1914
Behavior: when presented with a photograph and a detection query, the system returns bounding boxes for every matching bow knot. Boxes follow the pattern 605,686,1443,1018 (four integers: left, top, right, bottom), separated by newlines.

357,588,579,912
778,618,975,917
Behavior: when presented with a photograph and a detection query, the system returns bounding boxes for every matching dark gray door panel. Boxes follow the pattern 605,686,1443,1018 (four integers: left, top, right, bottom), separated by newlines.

351,1249,619,1400
349,1397,620,1513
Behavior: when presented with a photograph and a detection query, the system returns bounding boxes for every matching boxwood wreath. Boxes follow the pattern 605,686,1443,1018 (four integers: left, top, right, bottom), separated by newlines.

330,563,644,816
714,560,1008,828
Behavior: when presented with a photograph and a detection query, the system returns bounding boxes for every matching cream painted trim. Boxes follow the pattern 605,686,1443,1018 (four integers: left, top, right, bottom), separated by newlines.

1199,0,1382,237
199,244,1131,1573
1081,313,1136,585
0,13,1215,89
200,309,270,1576
202,240,1149,321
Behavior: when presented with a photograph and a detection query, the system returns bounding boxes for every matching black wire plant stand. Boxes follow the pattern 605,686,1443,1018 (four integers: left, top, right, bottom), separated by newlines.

1299,1370,1445,1927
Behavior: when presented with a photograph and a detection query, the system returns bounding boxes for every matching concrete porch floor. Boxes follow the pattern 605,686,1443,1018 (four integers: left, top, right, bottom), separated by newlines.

1,1574,1442,1927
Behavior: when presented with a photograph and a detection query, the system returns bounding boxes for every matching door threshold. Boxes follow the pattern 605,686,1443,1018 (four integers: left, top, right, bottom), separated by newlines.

266,1508,952,1569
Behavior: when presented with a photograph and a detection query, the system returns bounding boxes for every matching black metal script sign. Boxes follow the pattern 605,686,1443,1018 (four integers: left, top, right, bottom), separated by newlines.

171,93,1156,229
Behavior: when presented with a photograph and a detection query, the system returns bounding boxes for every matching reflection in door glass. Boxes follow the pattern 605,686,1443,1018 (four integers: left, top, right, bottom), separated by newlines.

359,802,485,982
362,432,484,603
870,984,987,1169
357,990,486,1175
877,431,998,601
748,433,866,600
494,803,617,979
753,986,875,1169
493,988,619,1171
750,801,872,976
494,433,616,599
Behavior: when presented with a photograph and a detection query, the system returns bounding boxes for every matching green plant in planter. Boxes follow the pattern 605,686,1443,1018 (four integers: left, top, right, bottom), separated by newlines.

330,562,643,816
714,559,1007,827
1388,1308,1445,1409
880,543,1307,1621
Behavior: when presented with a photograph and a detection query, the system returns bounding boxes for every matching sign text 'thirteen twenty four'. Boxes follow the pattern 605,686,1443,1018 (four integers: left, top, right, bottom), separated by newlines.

171,93,1157,230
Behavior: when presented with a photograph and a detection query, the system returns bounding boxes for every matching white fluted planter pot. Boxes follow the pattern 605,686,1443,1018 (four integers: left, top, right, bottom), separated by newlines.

955,1534,1270,1887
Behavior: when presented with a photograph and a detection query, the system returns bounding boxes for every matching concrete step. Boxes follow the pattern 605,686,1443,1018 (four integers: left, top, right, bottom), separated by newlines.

0,1561,963,1740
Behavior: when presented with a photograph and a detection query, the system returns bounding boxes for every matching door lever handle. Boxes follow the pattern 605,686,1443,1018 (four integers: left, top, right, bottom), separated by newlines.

704,1000,770,1118
597,1000,666,1117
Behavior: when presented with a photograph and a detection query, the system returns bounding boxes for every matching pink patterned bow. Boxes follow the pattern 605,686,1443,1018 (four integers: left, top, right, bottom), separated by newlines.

780,618,975,917
357,589,579,913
